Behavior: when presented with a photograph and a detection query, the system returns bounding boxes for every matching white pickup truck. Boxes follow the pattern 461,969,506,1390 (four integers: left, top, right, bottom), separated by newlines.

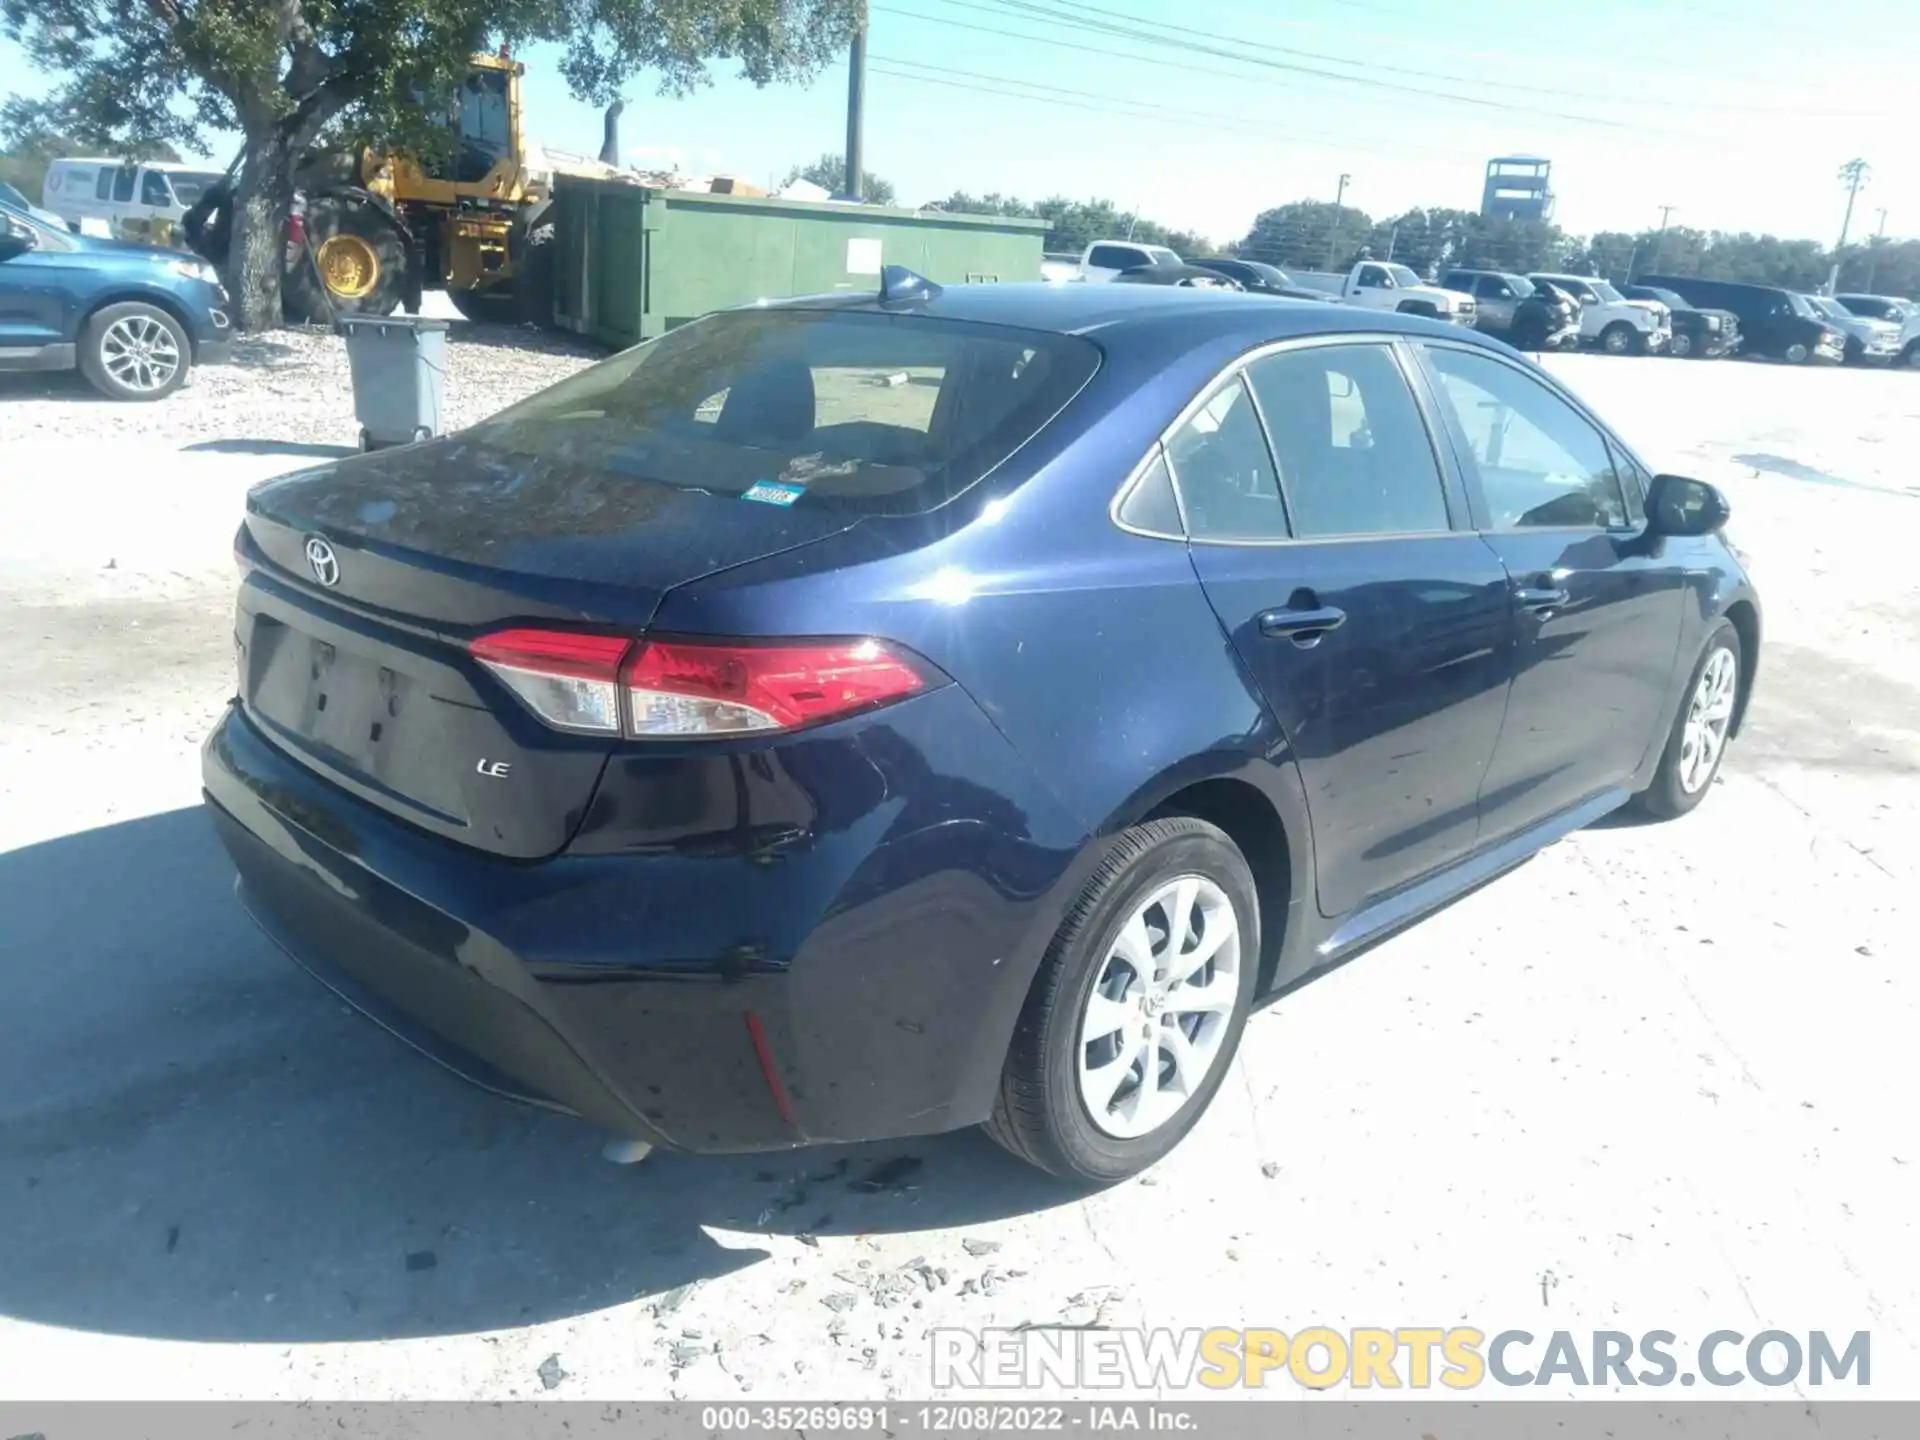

1073,240,1186,283
1290,261,1477,326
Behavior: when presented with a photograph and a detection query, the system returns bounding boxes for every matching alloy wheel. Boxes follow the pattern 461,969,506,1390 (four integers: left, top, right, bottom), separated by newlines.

101,315,182,393
1077,875,1242,1139
1679,647,1738,794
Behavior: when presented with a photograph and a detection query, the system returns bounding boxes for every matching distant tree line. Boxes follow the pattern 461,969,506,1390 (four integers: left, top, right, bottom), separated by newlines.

918,185,1920,298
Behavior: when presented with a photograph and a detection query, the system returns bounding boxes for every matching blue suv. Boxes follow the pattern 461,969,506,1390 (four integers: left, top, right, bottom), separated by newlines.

0,202,232,400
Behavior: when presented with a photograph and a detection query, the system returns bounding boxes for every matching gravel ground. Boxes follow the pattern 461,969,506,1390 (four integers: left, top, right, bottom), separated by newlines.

0,319,599,450
0,346,1916,1405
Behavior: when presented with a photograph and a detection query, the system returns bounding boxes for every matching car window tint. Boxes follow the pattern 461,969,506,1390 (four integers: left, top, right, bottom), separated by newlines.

1244,344,1450,538
140,171,173,206
1423,346,1630,530
1357,265,1387,288
1089,244,1140,270
111,167,135,202
1165,378,1288,541
470,309,1098,517
94,169,113,201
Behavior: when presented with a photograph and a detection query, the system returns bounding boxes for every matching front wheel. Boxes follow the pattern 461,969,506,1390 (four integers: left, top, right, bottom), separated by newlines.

985,817,1259,1183
285,194,405,323
1783,341,1811,364
79,302,191,401
1633,621,1741,819
1670,331,1694,358
1901,342,1920,370
1600,322,1637,355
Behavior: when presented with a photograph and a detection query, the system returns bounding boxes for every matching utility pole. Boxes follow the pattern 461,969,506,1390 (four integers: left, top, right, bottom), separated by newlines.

1325,172,1351,270
1648,204,1677,275
1829,157,1870,294
843,13,867,201
1864,208,1890,292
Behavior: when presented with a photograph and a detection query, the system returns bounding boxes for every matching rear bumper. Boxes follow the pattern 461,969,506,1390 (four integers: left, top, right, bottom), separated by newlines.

202,693,1087,1153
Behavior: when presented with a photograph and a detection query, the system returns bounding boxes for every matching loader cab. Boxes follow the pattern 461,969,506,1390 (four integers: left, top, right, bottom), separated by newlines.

387,54,529,201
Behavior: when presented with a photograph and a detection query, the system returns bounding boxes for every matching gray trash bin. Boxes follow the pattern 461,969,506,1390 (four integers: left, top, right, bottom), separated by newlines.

337,314,449,451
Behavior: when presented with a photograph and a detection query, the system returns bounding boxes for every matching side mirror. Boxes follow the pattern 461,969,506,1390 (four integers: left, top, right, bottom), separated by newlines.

1646,474,1730,537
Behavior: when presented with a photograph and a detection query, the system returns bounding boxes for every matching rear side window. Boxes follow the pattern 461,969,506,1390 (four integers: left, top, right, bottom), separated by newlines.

471,309,1099,517
94,169,113,200
1245,343,1451,538
1088,244,1145,270
111,167,135,202
1165,379,1287,541
1422,346,1629,530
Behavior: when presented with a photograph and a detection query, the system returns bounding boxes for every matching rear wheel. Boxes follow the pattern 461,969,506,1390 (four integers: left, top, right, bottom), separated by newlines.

515,221,556,328
79,301,190,401
285,194,405,323
984,817,1259,1183
1633,621,1741,820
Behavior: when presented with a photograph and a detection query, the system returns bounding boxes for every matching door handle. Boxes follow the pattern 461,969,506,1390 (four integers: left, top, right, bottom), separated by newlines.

1514,584,1570,614
1258,604,1347,646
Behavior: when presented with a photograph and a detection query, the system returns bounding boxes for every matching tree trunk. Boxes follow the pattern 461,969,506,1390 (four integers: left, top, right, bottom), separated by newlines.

228,126,294,332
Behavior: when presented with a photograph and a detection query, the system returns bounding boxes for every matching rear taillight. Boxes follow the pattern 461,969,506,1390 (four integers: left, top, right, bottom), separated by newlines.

471,629,630,734
469,630,934,739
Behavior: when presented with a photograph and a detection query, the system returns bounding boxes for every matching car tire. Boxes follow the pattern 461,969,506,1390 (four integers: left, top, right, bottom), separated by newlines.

1395,300,1440,319
984,817,1260,1183
1901,342,1920,370
1632,620,1742,820
1600,322,1636,355
1670,331,1694,358
78,301,191,401
1784,341,1811,364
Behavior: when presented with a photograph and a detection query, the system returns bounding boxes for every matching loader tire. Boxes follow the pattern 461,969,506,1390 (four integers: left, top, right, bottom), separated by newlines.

285,193,405,324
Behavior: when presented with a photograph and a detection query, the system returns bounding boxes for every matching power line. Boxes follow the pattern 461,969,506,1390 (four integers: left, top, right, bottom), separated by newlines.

866,54,1486,161
934,0,1664,130
866,22,1484,159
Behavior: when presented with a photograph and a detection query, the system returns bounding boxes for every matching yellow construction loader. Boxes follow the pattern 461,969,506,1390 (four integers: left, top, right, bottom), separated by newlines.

189,52,625,324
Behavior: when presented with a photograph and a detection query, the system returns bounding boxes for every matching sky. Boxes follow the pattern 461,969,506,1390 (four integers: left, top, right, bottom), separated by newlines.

4,0,1916,249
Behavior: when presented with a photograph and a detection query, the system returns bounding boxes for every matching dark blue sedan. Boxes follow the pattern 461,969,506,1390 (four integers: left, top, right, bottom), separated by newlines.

0,204,231,399
202,277,1760,1181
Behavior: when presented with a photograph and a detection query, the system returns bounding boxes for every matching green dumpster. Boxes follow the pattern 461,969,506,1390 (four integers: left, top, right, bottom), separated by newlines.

549,180,1047,349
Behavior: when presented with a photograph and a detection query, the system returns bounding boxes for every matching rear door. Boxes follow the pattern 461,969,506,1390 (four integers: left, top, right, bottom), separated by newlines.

1411,340,1685,839
1472,275,1519,331
1173,337,1514,919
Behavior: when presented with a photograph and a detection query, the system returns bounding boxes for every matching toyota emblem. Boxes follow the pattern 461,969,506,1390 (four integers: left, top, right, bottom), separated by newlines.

305,536,340,587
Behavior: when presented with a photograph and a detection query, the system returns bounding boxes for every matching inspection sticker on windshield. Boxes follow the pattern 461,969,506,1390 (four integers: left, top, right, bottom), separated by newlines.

743,481,807,507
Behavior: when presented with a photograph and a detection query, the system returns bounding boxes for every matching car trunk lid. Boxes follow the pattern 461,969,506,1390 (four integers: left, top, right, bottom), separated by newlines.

235,433,862,858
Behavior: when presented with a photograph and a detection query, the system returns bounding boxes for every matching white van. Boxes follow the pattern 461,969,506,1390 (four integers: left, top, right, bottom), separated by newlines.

41,158,225,248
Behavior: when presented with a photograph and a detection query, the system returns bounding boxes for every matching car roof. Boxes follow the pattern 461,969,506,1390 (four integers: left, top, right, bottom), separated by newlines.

772,280,1484,346
50,158,214,172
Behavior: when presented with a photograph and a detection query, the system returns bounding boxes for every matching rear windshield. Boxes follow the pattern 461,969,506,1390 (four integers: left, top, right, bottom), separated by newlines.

471,308,1101,516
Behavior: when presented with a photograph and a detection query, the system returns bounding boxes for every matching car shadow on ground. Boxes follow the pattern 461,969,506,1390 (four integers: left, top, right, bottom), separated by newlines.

0,807,1080,1347
181,439,357,459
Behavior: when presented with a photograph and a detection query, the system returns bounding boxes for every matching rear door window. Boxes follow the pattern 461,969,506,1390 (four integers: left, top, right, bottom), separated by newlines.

1244,343,1452,538
1088,244,1145,270
1165,378,1288,541
471,309,1099,516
